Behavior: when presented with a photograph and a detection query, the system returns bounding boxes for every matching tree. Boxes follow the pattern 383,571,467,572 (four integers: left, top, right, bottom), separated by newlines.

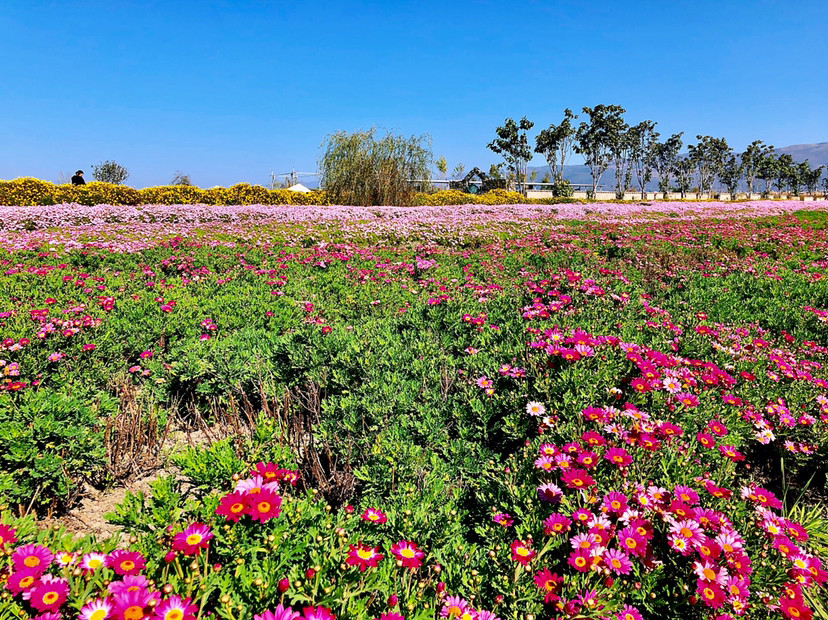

673,158,695,198
488,164,503,180
741,140,772,195
319,128,432,206
451,163,465,179
574,104,626,197
793,160,814,196
92,160,130,184
610,121,633,199
171,171,192,186
487,117,534,195
775,154,795,193
628,120,659,199
687,136,729,196
757,153,779,196
804,164,824,195
436,155,447,179
652,133,683,199
718,154,743,199
534,109,577,184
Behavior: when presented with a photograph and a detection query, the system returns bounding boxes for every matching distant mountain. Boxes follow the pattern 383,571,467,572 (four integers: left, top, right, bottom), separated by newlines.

525,141,828,191
774,142,828,167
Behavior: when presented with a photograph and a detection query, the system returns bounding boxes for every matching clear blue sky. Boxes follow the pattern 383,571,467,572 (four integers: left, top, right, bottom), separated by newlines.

2,0,826,188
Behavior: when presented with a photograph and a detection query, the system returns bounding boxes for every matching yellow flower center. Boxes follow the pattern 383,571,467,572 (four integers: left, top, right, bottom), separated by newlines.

401,549,415,558
24,556,40,568
231,503,245,513
680,527,693,538
90,610,108,620
121,560,135,571
703,568,716,580
357,549,374,560
257,502,271,512
42,591,60,605
166,611,184,620
125,606,145,620
186,534,202,546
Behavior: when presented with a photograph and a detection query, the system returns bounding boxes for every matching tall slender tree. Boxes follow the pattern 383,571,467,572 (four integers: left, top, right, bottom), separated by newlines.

775,154,795,193
741,140,773,195
673,158,695,199
757,152,779,196
534,109,577,184
688,135,729,196
718,154,744,199
610,121,633,199
574,104,626,197
487,117,534,195
628,121,659,199
652,133,683,199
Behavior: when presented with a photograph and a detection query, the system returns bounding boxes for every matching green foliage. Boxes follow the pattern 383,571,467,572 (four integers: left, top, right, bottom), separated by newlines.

319,128,433,206
92,159,130,184
0,389,115,512
487,117,534,195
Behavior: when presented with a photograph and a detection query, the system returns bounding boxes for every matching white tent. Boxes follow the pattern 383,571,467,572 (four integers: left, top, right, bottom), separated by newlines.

287,183,312,193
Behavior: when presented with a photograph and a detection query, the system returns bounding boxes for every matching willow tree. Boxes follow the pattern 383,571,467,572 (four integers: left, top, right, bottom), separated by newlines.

319,128,432,206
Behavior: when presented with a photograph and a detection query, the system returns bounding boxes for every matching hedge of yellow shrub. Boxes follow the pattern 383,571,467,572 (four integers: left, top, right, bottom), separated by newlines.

0,178,582,207
412,189,581,206
0,178,326,207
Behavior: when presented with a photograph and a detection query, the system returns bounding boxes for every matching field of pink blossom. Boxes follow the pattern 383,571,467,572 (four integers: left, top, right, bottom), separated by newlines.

0,203,827,620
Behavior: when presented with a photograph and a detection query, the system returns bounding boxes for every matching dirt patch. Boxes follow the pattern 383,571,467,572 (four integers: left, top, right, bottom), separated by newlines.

41,428,212,542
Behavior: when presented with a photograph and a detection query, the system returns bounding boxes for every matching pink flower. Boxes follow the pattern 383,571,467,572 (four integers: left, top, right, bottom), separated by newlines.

153,595,198,620
604,548,633,575
172,523,213,555
361,507,388,524
390,540,425,568
11,544,53,574
510,539,536,565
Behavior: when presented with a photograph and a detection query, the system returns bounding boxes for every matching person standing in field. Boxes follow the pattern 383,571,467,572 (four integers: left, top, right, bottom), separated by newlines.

71,170,85,185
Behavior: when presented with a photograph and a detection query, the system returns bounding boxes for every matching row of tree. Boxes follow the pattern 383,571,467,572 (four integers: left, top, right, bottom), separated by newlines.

489,106,826,198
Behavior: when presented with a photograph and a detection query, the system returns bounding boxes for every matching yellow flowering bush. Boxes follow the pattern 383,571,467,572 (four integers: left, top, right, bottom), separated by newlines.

0,177,576,207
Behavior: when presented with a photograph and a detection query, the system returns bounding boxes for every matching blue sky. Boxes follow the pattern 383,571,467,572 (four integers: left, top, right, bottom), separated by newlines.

2,0,826,188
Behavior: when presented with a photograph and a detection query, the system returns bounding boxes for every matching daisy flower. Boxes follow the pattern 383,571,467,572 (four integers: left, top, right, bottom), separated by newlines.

346,543,383,572
254,605,301,620
534,568,563,603
561,468,596,489
615,605,643,620
107,550,146,576
441,596,471,619
154,595,198,620
247,488,283,522
29,577,70,613
80,552,108,572
79,598,113,620
361,507,388,524
6,569,40,594
302,607,336,620
12,543,54,574
526,401,546,417
543,513,572,535
0,523,18,550
390,540,425,568
510,539,536,565
109,574,150,596
603,548,633,575
172,523,213,556
215,491,248,522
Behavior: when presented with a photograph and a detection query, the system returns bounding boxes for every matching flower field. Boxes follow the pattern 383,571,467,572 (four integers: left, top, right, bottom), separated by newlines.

1,200,827,620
